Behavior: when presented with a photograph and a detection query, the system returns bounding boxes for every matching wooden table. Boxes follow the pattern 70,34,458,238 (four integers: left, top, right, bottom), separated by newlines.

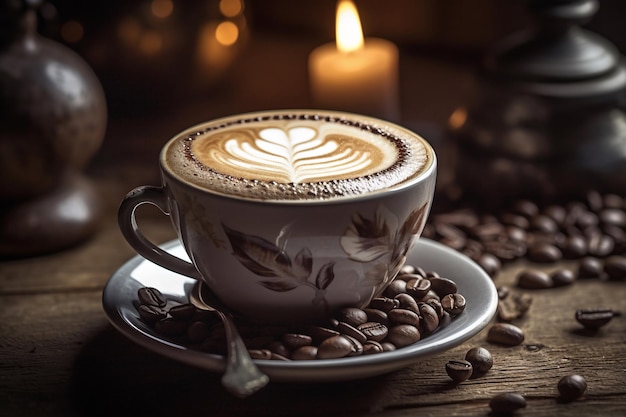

1,37,625,416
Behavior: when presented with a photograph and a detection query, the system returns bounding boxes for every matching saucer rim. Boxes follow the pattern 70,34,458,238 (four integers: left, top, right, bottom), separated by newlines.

102,238,498,382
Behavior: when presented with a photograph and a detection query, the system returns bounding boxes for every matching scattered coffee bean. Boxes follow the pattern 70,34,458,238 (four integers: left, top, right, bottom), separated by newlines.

464,347,493,375
428,276,458,297
575,308,619,329
489,392,527,414
497,292,532,322
487,323,525,346
550,268,576,287
604,256,626,280
527,242,562,263
558,374,587,402
441,293,466,316
357,322,389,342
405,276,432,299
138,287,167,308
336,307,368,327
387,324,421,347
578,257,604,278
445,359,473,383
517,269,552,289
316,335,354,359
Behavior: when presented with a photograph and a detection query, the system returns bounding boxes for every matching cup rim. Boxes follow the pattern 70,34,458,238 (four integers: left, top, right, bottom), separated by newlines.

159,109,437,206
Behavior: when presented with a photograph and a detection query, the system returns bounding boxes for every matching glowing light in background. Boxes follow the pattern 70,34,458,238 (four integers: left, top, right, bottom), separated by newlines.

151,0,174,18
215,21,239,46
219,0,243,17
448,107,468,129
60,20,84,43
138,30,163,56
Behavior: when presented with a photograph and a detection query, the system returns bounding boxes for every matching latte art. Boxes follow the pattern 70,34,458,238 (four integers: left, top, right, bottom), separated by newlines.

192,126,396,184
164,111,432,201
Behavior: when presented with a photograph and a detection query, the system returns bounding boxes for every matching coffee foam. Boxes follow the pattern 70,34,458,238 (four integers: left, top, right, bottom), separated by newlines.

164,112,430,201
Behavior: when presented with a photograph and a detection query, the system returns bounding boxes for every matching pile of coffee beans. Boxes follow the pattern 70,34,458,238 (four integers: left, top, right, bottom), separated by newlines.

423,191,626,282
135,265,467,360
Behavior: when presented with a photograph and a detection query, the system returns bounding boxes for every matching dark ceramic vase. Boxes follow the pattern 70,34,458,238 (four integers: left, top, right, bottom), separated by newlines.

0,0,107,257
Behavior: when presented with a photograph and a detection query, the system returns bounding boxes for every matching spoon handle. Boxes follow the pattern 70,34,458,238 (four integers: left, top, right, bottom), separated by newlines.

217,309,270,397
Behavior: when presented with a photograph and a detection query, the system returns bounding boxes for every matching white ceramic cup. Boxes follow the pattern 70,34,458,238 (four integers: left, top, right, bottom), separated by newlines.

118,110,437,324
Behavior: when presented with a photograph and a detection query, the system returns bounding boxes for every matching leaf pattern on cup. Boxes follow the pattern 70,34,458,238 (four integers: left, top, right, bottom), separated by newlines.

340,203,429,292
222,223,334,308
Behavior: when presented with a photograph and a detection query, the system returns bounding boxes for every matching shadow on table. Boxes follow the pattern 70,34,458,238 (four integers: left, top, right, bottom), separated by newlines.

68,325,399,417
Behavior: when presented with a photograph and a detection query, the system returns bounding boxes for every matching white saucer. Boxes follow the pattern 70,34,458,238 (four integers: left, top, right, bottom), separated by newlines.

102,238,497,382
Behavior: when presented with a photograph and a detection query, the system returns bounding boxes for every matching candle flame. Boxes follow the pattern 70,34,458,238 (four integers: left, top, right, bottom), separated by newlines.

336,0,364,53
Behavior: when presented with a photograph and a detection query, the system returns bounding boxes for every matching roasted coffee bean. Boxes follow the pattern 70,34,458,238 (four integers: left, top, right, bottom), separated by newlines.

464,347,493,375
138,304,167,323
369,297,399,312
483,239,526,261
394,293,419,314
489,392,527,414
291,345,317,360
530,214,559,234
527,242,562,263
398,264,417,275
266,341,290,358
343,335,364,356
317,335,354,359
386,324,421,347
599,208,626,227
426,298,445,319
405,276,431,299
428,276,458,297
477,253,501,277
187,321,211,343
363,308,389,325
550,268,576,287
500,213,530,229
561,235,587,259
303,325,340,344
384,279,407,298
445,360,473,383
487,323,525,346
381,342,396,352
336,321,368,344
282,333,313,349
336,307,368,327
512,200,539,218
248,349,273,360
387,308,421,327
168,303,196,320
362,340,384,355
441,293,466,316
517,269,552,289
604,256,626,280
578,256,604,278
418,303,440,334
357,322,389,342
497,292,532,322
603,193,624,209
138,287,167,308
575,308,618,329
558,374,587,402
543,205,567,225
497,286,510,300
586,232,614,257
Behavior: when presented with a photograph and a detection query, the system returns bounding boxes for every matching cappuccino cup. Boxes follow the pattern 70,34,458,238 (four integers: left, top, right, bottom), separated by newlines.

118,110,436,324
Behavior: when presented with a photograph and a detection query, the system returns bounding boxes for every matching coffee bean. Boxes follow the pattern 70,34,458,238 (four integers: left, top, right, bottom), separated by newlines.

603,193,624,209
168,303,196,320
384,279,407,298
405,276,432,299
464,347,493,375
387,324,421,347
445,360,473,383
362,340,384,355
586,232,614,257
561,235,587,259
578,256,604,278
363,308,389,325
369,297,399,312
497,286,510,299
487,323,525,346
418,303,440,334
303,325,340,344
497,292,532,322
512,199,539,218
388,308,421,327
138,304,167,323
550,268,576,287
138,287,167,308
266,341,290,358
282,333,313,349
489,392,527,414
336,321,368,344
426,298,445,319
517,269,552,289
343,335,364,356
291,345,317,360
248,349,273,360
544,205,567,225
357,322,389,342
604,256,626,280
317,335,354,359
527,242,562,263
575,308,618,329
428,276,458,297
558,374,587,402
599,208,626,227
394,293,419,314
381,342,396,352
336,307,368,328
398,264,417,275
483,239,526,261
500,213,530,229
530,214,559,234
441,293,466,316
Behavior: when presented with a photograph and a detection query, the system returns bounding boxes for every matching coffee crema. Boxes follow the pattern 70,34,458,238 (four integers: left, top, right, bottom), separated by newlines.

164,111,431,200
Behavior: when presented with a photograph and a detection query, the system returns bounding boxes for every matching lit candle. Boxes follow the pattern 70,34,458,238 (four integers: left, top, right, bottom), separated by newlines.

308,0,400,121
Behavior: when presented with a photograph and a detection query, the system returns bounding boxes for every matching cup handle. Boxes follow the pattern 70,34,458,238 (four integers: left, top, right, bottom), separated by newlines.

118,185,202,280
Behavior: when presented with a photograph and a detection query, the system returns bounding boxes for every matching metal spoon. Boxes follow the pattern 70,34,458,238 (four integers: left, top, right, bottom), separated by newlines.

189,282,269,397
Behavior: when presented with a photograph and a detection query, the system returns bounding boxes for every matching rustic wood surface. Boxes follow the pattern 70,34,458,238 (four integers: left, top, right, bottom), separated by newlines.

1,36,625,417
